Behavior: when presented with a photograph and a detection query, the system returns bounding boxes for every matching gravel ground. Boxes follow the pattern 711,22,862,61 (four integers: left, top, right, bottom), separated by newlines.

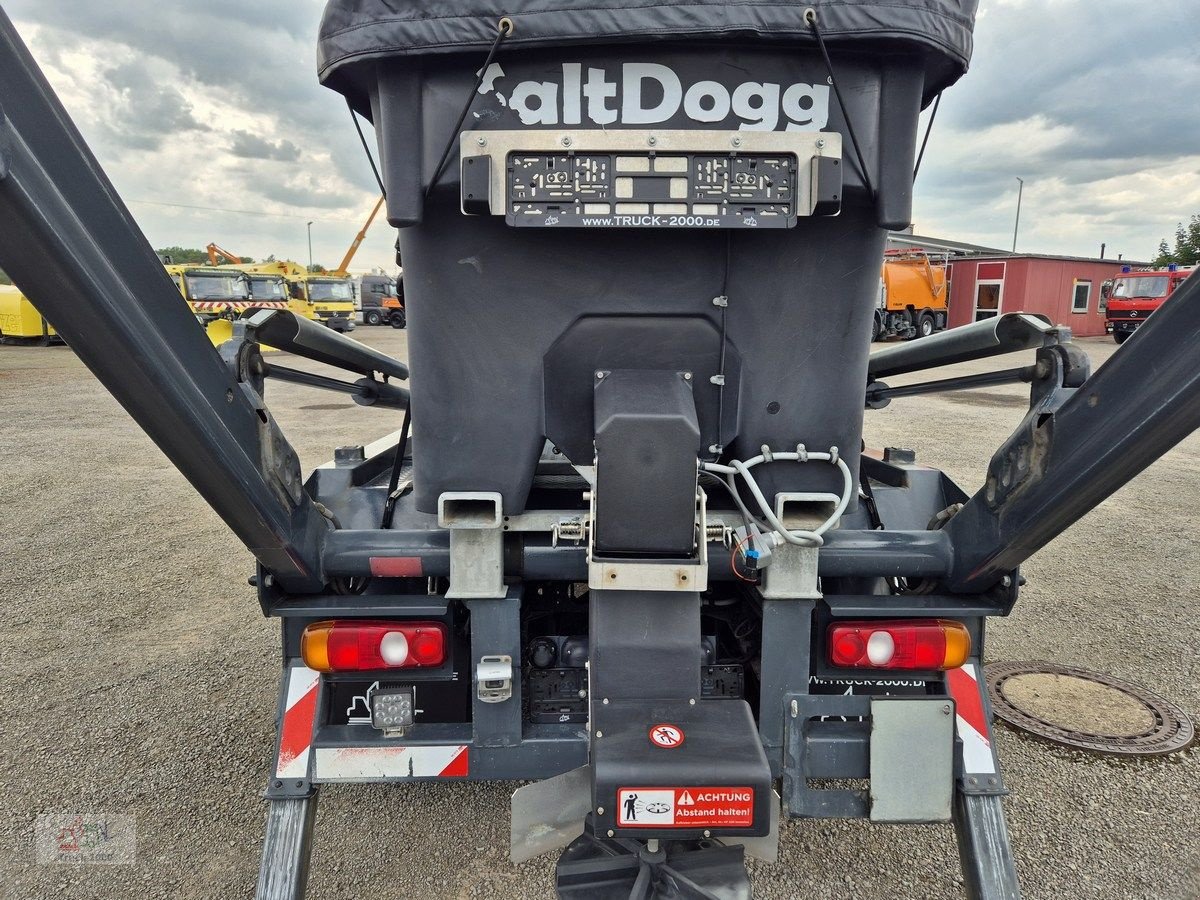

0,328,1196,900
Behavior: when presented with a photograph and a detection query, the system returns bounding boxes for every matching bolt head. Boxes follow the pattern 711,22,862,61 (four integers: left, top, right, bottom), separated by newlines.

815,138,826,149
607,829,615,838
595,370,606,379
561,136,572,147
602,698,610,705
683,371,693,381
595,730,603,738
703,830,711,838
476,136,487,146
942,704,952,715
731,137,742,147
597,806,605,815
689,698,697,706
647,136,658,146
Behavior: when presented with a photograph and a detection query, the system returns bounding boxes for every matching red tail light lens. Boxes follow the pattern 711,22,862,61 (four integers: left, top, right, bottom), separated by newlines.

827,619,970,670
301,620,447,673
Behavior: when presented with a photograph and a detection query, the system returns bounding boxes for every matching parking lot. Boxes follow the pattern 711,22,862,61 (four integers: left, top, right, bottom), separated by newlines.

0,328,1196,899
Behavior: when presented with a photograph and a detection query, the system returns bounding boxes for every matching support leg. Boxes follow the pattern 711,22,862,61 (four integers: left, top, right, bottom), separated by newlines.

256,793,319,900
953,791,1020,900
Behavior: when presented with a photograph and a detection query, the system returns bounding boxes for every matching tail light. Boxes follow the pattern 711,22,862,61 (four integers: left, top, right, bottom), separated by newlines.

827,619,970,671
301,620,447,673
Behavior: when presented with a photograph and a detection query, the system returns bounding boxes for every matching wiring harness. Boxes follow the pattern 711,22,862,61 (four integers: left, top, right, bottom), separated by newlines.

702,444,853,550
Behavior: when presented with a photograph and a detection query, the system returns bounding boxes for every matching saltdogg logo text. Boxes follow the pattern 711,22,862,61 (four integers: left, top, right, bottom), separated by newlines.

477,62,830,131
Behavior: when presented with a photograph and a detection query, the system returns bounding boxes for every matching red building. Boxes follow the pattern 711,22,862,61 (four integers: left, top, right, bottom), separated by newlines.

945,254,1144,337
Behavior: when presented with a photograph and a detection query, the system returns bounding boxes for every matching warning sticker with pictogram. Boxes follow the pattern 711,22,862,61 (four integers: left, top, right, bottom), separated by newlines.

648,724,685,748
616,787,755,828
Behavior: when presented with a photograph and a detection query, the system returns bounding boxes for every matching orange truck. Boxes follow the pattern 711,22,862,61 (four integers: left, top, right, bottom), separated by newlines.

1103,264,1196,343
874,250,949,341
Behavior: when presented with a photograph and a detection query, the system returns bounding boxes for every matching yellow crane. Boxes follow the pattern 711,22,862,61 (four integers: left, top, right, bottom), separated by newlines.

206,243,243,266
331,196,384,276
335,196,406,328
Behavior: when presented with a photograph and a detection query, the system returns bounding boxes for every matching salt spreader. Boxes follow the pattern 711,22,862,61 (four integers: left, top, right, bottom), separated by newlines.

2,2,1199,898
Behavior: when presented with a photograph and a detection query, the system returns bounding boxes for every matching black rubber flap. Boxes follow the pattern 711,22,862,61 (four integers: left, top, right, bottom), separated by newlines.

319,0,978,100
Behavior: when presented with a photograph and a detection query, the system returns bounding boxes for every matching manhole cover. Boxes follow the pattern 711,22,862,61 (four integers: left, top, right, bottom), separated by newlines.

984,661,1195,757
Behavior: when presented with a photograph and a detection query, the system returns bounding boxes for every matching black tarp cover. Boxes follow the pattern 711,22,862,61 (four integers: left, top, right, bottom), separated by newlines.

319,0,977,101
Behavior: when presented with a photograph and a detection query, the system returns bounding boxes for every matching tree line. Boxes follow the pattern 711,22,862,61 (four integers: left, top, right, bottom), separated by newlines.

154,248,329,272
1152,215,1200,267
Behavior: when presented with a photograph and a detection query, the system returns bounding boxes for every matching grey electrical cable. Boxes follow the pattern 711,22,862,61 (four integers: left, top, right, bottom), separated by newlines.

703,447,853,547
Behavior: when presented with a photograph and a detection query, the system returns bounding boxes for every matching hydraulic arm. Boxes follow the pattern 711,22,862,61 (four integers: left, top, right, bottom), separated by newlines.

0,8,328,589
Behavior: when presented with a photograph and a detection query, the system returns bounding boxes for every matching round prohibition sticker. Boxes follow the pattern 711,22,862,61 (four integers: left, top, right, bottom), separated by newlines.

648,724,685,749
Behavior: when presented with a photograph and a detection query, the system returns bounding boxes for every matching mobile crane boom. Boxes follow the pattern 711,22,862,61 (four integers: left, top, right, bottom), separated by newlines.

333,196,384,275
206,242,243,266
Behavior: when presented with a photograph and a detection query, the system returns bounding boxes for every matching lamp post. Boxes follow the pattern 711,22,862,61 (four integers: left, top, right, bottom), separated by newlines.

1011,177,1023,253
307,221,314,272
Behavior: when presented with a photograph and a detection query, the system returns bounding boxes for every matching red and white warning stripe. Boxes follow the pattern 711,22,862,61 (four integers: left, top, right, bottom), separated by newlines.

313,745,469,781
275,666,320,779
946,663,996,775
191,301,290,311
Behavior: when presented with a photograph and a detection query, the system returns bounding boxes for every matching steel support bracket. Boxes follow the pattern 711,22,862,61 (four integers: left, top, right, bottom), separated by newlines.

979,343,1089,513
761,493,835,600
760,543,820,599
440,492,506,599
446,528,505,598
782,692,871,819
264,777,315,801
958,772,1008,797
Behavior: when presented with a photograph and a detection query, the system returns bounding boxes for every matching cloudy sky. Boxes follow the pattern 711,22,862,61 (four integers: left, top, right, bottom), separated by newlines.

7,0,1198,267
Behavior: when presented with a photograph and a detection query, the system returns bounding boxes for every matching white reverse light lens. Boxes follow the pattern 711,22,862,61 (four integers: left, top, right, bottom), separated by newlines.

866,631,896,666
379,631,410,665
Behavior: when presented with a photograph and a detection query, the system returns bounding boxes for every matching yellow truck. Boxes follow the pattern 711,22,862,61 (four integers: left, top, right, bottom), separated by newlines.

0,284,61,345
240,261,356,332
874,250,949,341
165,264,290,346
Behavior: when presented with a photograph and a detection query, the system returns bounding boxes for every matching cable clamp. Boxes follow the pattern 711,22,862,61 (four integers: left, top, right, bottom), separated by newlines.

760,444,774,463
712,295,729,308
795,443,808,462
710,374,725,386
829,446,839,466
